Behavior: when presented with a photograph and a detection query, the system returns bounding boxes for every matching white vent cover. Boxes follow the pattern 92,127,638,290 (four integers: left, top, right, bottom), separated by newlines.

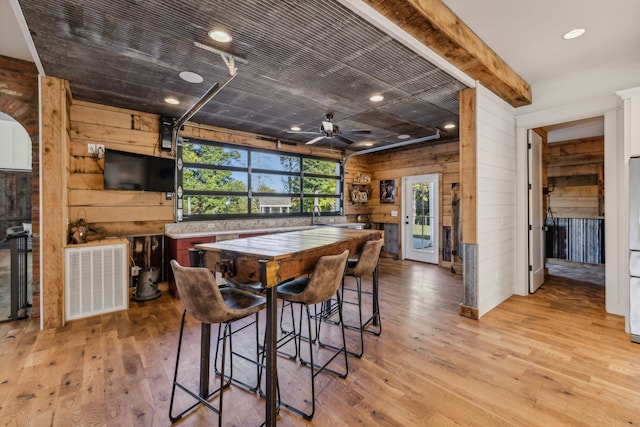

65,243,128,321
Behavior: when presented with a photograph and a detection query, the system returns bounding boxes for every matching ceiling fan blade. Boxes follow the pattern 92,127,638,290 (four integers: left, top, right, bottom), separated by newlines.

287,130,321,135
305,136,325,145
341,129,371,135
334,134,355,145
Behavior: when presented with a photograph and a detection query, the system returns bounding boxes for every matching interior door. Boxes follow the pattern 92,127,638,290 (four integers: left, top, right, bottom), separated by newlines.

403,174,439,264
528,130,545,292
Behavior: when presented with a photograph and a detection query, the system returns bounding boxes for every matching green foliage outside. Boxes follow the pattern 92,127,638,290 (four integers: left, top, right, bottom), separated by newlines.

413,182,431,238
181,143,340,215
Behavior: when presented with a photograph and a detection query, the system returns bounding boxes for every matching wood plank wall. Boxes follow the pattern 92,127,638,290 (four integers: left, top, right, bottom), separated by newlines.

67,100,459,265
68,101,174,237
547,136,604,218
67,101,346,239
365,140,460,265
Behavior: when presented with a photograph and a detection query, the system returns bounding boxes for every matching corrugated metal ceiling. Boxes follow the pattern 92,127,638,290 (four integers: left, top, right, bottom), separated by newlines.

18,0,467,150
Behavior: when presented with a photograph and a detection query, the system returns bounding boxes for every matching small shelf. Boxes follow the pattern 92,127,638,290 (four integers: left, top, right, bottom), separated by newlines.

350,182,371,204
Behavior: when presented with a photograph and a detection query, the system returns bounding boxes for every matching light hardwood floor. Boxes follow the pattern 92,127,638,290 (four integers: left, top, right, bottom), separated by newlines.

1,259,639,426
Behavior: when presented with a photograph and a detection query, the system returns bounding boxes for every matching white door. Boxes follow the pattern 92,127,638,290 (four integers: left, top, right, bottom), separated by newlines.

403,174,439,264
528,130,545,292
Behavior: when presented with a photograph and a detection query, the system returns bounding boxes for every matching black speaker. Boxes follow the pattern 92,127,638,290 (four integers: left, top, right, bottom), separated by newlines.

160,116,173,150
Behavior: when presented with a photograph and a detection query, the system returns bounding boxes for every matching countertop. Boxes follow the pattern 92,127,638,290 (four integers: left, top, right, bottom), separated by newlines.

164,223,367,239
164,225,315,239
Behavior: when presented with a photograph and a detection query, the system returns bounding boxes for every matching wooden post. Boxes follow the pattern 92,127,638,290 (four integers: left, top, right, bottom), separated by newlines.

41,76,71,329
459,88,477,246
458,87,478,319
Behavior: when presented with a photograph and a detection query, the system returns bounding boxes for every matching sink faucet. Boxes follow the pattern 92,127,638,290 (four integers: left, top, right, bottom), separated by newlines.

312,205,321,225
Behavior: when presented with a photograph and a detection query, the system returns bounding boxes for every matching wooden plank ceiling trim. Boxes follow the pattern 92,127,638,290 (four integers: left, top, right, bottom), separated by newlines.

364,0,532,107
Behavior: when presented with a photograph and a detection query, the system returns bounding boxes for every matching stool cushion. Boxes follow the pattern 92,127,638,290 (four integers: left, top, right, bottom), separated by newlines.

276,277,310,302
226,277,266,293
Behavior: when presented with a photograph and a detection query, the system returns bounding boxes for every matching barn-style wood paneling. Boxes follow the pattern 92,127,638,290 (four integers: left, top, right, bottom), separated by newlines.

366,140,460,265
68,102,174,238
547,136,604,218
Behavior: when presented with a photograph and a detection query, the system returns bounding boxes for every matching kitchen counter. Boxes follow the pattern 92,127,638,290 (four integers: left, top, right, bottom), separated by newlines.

164,225,316,240
164,223,370,239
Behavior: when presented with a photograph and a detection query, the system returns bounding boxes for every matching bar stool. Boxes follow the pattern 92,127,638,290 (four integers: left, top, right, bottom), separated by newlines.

275,250,350,420
169,259,266,425
340,238,384,357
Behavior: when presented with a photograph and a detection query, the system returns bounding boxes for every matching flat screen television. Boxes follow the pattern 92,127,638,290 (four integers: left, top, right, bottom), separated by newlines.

103,149,174,192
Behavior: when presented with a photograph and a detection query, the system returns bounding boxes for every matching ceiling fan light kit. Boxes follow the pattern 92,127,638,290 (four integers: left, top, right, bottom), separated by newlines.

288,112,371,145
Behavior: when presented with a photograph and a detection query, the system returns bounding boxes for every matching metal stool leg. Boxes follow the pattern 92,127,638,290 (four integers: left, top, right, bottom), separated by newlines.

169,312,227,423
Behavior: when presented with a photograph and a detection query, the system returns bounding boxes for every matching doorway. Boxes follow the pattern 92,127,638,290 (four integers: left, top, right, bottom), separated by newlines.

0,112,33,321
402,174,439,264
528,117,606,292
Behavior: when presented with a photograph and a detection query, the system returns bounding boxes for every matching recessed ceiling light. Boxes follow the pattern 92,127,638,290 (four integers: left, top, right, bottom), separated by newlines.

290,126,301,131
563,28,586,40
397,134,411,140
364,142,373,147
179,71,203,84
443,123,456,129
209,30,232,43
164,97,180,105
369,94,384,102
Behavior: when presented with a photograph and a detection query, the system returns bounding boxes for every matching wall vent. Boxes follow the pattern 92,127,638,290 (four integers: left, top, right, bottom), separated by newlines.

65,243,128,321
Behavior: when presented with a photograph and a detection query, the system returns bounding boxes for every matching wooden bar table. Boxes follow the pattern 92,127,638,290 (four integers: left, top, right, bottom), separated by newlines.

196,227,381,426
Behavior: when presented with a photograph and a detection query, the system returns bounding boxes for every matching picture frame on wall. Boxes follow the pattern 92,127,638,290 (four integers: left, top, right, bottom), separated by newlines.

380,179,395,203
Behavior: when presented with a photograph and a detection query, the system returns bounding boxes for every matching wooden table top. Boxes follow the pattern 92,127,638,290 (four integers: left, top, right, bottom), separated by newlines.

196,227,381,260
196,227,382,287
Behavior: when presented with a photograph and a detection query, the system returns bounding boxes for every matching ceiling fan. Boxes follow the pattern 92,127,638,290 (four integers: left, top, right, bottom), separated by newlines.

287,113,371,145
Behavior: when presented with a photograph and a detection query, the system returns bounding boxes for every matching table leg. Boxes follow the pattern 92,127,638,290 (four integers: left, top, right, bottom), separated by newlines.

200,323,211,397
372,265,379,327
261,261,277,427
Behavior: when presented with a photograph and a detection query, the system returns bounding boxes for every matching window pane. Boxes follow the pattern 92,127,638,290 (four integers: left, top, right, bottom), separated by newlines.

182,167,248,191
178,141,342,219
252,152,300,172
184,195,248,215
303,177,339,195
252,196,298,214
302,158,339,176
303,197,339,213
183,143,247,167
252,173,299,193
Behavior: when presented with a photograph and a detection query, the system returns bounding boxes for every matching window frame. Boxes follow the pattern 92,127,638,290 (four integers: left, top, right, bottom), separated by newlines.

176,138,344,221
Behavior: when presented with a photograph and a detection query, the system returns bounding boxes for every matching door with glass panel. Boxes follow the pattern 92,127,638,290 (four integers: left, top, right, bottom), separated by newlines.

403,174,439,264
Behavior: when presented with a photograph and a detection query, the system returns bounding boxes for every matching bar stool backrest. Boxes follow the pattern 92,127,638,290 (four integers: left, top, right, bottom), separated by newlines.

348,239,384,277
296,250,349,305
171,259,238,324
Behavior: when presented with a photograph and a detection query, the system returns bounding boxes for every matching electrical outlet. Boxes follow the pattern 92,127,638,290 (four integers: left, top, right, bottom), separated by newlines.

87,143,96,154
131,266,141,276
96,144,105,158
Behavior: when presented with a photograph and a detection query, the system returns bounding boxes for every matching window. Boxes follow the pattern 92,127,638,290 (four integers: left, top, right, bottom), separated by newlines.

177,139,342,220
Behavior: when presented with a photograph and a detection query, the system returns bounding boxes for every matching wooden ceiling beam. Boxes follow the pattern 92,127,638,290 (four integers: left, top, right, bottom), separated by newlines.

364,0,532,107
